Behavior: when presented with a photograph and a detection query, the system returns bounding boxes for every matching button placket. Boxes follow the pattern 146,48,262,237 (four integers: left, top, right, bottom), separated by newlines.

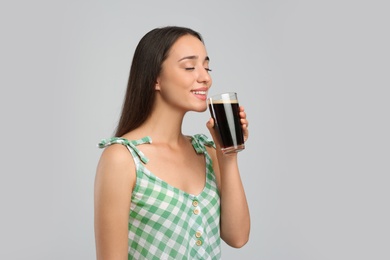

191,198,203,247
195,230,202,238
192,198,200,215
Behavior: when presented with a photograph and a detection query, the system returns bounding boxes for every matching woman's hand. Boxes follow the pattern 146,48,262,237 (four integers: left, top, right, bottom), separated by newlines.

239,106,249,142
206,117,221,149
206,105,249,145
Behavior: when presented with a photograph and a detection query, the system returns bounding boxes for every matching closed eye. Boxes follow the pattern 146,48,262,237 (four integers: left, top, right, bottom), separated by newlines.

184,67,212,72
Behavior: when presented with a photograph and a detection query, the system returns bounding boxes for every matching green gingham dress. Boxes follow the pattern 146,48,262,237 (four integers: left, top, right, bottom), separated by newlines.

98,134,221,260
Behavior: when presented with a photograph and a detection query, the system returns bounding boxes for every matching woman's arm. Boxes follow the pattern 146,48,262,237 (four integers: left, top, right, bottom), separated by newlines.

94,144,136,260
206,106,251,248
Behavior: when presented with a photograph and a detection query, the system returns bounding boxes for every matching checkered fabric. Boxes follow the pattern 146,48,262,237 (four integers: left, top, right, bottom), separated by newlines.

98,134,221,259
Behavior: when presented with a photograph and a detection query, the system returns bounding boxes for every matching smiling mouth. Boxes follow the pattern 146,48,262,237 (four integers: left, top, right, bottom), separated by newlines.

191,91,207,95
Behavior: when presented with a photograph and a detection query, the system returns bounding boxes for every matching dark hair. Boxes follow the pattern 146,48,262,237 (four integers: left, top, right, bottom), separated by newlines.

115,26,203,137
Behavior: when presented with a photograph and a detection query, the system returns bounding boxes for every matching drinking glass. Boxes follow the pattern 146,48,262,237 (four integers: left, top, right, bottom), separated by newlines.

208,92,245,154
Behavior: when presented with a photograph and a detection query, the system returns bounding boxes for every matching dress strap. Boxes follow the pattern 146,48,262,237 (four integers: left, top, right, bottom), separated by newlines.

191,134,215,154
98,136,152,164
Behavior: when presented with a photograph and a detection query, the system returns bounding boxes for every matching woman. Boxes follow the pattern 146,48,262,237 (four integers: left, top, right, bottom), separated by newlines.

95,26,250,259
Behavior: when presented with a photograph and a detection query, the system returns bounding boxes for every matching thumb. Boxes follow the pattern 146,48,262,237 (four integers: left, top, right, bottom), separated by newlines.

206,118,221,147
206,117,214,130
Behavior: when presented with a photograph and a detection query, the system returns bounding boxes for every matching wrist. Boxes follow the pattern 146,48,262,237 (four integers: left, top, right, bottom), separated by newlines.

216,150,238,164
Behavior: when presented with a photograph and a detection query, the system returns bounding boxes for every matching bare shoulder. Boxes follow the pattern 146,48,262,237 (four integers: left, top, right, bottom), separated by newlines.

99,143,133,165
96,144,136,190
94,144,135,258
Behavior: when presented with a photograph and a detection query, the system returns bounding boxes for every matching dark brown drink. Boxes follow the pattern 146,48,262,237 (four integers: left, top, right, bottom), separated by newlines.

209,100,245,153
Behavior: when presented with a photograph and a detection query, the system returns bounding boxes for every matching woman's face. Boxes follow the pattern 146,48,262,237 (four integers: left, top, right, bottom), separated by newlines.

155,34,212,112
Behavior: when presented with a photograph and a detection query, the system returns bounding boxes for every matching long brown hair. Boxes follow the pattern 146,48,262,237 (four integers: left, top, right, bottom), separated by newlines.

115,26,203,137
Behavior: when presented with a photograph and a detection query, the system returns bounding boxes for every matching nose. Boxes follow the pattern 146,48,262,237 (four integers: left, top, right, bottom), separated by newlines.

197,68,212,86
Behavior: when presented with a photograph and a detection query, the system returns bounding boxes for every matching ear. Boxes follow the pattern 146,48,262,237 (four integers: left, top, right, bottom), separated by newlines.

155,77,161,91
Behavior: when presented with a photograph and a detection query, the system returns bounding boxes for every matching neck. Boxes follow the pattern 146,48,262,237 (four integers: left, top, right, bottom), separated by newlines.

131,103,187,145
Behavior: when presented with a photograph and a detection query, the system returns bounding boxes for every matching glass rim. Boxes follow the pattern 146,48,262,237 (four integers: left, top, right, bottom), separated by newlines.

208,92,238,103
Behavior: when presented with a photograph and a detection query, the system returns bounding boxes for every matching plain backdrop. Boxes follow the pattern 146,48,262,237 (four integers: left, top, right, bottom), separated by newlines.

1,0,389,259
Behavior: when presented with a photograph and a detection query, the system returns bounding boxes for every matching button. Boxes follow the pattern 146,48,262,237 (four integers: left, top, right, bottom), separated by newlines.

196,240,202,246
193,208,200,215
192,200,199,207
195,231,202,238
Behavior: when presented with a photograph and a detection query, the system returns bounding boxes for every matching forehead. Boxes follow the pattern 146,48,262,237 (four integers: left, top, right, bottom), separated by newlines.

168,35,208,60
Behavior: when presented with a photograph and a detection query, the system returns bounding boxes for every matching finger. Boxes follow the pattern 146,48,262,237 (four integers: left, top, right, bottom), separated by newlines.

206,118,215,129
242,123,249,142
239,111,247,119
206,118,222,148
206,118,218,139
240,117,248,128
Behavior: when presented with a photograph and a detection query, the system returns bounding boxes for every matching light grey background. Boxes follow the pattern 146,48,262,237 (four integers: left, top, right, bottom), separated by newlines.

1,0,389,259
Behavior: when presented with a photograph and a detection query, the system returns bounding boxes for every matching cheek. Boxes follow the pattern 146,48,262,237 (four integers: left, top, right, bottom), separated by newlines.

162,75,193,90
161,69,183,84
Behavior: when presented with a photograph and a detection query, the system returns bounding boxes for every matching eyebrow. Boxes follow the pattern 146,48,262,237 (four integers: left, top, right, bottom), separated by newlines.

178,55,210,62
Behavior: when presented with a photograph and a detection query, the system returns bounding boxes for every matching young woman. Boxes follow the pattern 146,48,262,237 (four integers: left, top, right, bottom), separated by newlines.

95,26,250,259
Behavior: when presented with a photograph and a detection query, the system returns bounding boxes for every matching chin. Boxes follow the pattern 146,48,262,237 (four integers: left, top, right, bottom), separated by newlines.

195,106,208,113
189,105,208,113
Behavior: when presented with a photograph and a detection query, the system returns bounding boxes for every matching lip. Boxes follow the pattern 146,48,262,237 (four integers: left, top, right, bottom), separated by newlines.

191,88,208,101
191,87,209,92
